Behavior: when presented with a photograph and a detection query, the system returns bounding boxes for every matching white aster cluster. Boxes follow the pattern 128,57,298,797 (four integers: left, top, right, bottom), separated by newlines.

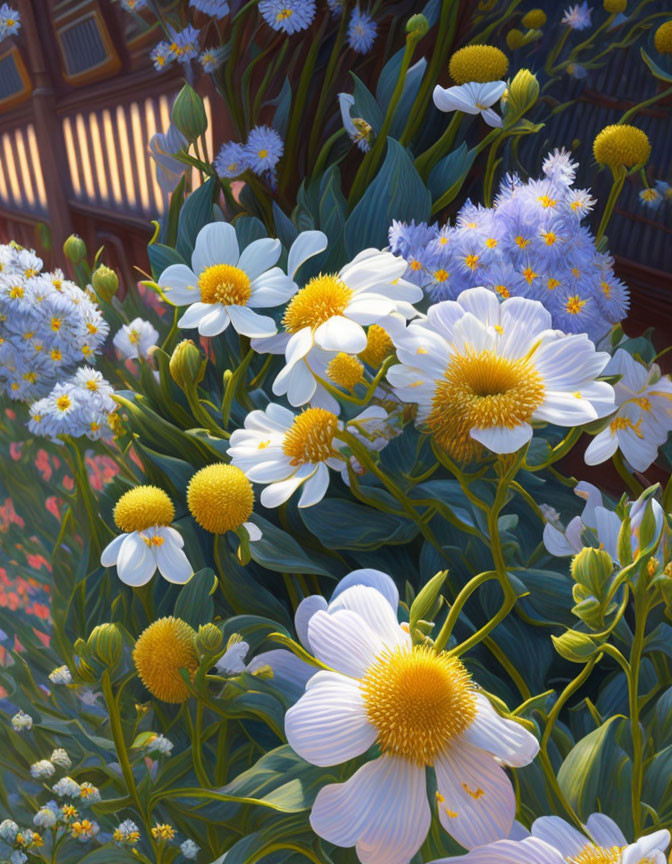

0,244,109,404
27,366,116,441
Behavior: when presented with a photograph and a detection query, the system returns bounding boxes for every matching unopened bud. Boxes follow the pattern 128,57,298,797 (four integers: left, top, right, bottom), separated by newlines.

86,623,123,668
197,623,223,654
63,235,87,265
507,68,539,115
171,83,207,144
647,557,660,578
170,340,205,391
506,28,526,49
91,265,119,303
406,14,429,36
571,546,614,586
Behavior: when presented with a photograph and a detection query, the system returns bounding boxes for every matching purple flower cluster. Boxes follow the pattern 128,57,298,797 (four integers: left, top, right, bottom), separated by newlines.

388,149,629,343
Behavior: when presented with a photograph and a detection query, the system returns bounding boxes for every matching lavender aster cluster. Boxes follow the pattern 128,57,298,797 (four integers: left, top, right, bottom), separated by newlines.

0,244,109,403
388,149,629,343
259,0,316,34
214,126,284,182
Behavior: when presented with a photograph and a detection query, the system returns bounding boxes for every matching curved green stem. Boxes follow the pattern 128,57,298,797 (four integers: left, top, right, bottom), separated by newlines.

434,570,498,653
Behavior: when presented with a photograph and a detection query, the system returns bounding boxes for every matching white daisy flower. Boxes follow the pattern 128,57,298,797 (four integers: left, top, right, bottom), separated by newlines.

433,81,507,127
113,318,159,360
388,287,615,462
285,580,539,862
30,759,55,779
158,223,325,338
584,348,672,473
11,709,32,731
49,665,72,684
530,814,669,864
228,402,349,508
252,248,421,411
100,486,192,586
51,748,71,768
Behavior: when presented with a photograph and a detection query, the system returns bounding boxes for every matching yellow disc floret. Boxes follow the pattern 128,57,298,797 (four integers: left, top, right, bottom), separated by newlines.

113,486,175,533
654,20,672,53
359,324,394,367
593,124,651,170
521,8,546,28
426,349,546,462
187,463,254,534
133,617,198,703
449,45,509,84
327,353,364,390
361,644,476,765
282,407,339,466
570,845,623,864
282,274,353,332
198,264,251,306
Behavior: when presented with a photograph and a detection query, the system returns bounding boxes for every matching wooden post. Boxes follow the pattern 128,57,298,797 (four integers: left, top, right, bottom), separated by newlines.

16,0,73,263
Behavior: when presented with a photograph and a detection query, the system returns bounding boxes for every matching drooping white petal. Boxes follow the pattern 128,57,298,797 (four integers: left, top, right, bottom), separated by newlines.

285,671,375,766
470,423,533,454
307,608,381,678
116,533,157,587
295,594,329,649
298,462,330,507
155,534,193,584
315,316,367,353
434,740,516,849
288,230,328,278
159,264,199,305
463,693,539,766
237,237,281,282
191,222,239,273
178,302,212,329
309,756,431,864
100,533,127,567
584,429,618,466
242,521,262,541
227,304,277,338
198,306,230,337
286,360,318,407
247,648,314,701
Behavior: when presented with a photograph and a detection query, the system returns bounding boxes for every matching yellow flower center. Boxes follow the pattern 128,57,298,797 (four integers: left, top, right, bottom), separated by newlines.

542,231,557,245
569,845,623,864
198,264,251,306
152,824,176,841
566,295,586,314
426,348,545,461
516,235,530,248
9,285,23,298
361,645,476,765
434,268,450,281
282,407,339,466
282,274,353,333
655,20,672,53
133,617,198,704
327,353,364,390
276,7,293,18
631,396,651,411
593,124,651,170
538,195,556,208
449,44,509,84
610,416,643,437
359,324,394,368
187,463,254,534
494,284,510,298
485,238,498,248
465,254,480,269
523,267,538,284
128,329,140,345
113,485,175,533
51,317,62,331
547,278,561,290
56,395,71,411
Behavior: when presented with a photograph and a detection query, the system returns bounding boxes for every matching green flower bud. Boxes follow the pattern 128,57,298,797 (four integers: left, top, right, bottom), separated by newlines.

506,28,526,50
406,14,429,36
197,623,223,654
571,546,615,587
507,68,539,115
87,623,123,668
171,83,207,144
63,235,87,265
169,340,205,391
91,265,119,303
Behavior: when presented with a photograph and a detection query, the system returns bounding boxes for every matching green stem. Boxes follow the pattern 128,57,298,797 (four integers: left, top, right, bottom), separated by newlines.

619,85,672,125
433,570,498,653
595,168,626,243
612,450,645,497
414,112,462,180
310,129,347,181
630,586,650,835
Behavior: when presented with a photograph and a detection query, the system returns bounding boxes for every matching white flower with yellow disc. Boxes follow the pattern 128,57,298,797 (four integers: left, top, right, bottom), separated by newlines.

158,223,326,338
101,486,192,586
285,580,539,863
251,248,421,410
388,287,615,462
228,402,351,508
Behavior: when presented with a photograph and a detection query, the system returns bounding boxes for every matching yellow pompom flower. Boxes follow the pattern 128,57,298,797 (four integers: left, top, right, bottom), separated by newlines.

327,353,364,390
654,20,672,54
593,124,651,170
603,0,626,12
113,485,174,533
449,44,509,84
521,9,546,28
187,463,258,537
359,324,394,368
133,617,198,704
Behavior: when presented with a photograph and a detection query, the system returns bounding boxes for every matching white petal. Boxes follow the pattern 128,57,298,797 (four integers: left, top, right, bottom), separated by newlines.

298,462,330,507
178,302,212,329
328,585,409,649
288,230,328,278
310,756,431,864
285,671,375,766
155,535,193,584
584,430,618,466
260,471,309,508
192,222,239,273
295,594,328,649
117,533,157,587
245,459,292,483
285,327,314,367
585,814,626,848
196,306,229,336
247,648,314,700
101,533,127,567
248,269,296,307
470,423,533,454
242,521,262,541
621,831,670,864
307,608,381,677
481,107,503,127
427,837,566,864
159,264,199,305
227,304,277,338
435,740,516,849
330,569,399,612
543,523,578,557
287,360,317,407
463,693,539,766
594,506,621,561
531,816,588,858
315,316,367,353
237,237,281,282
456,286,501,326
